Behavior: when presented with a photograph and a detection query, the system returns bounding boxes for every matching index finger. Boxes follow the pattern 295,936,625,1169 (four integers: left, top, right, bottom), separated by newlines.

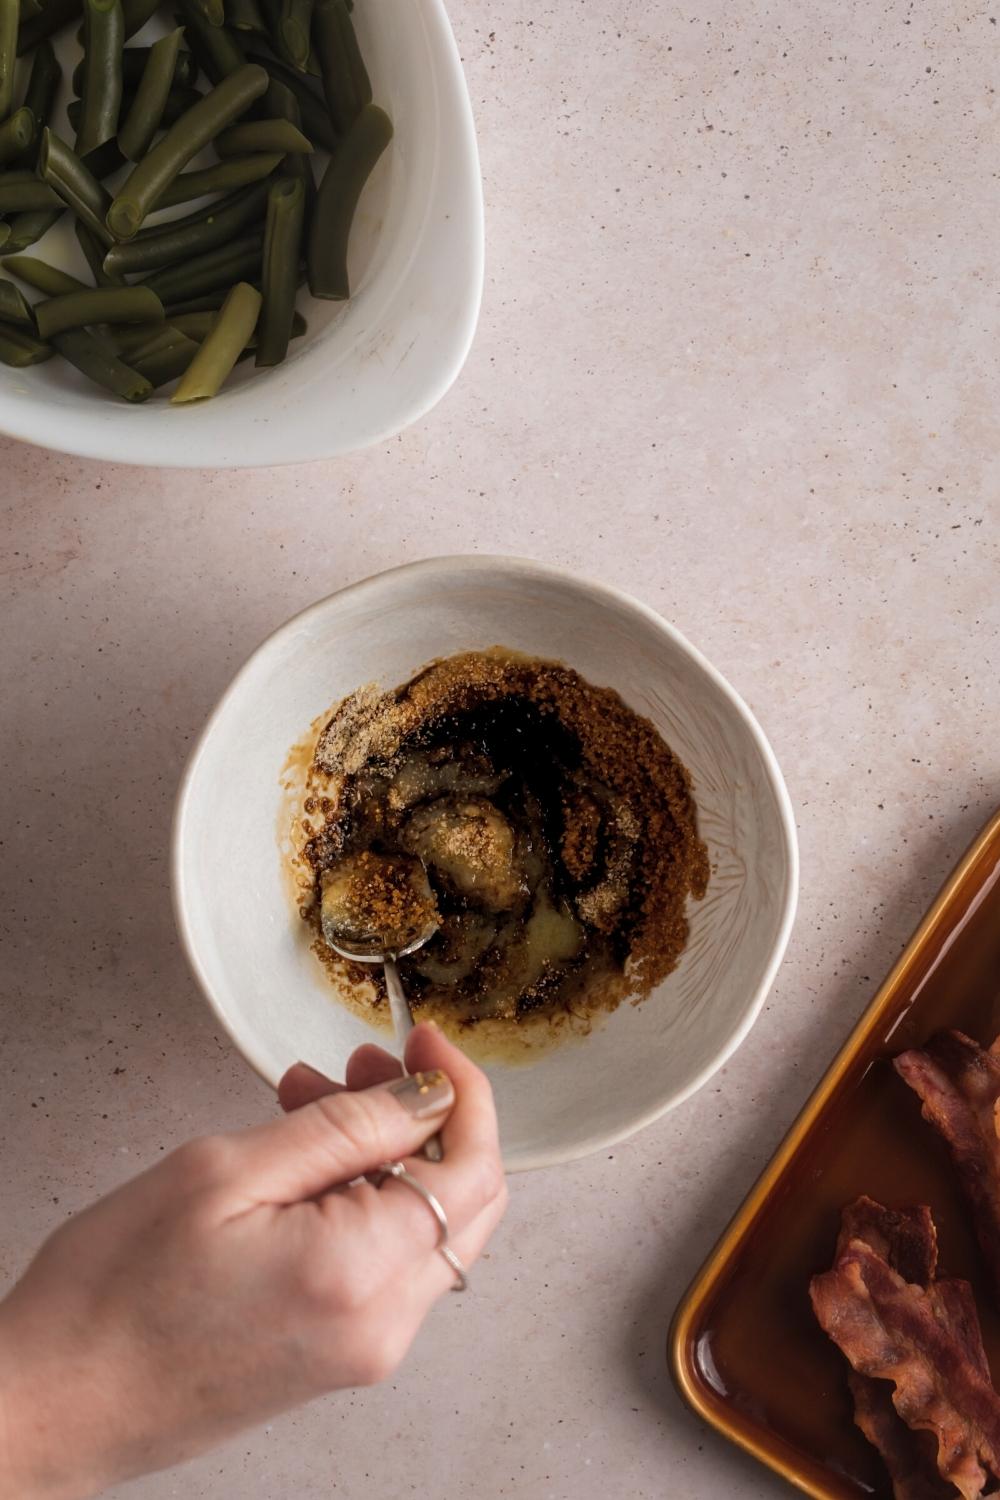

404,1023,501,1166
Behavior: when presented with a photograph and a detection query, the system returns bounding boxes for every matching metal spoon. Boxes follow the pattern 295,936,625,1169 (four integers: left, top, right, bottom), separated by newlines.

320,854,443,1161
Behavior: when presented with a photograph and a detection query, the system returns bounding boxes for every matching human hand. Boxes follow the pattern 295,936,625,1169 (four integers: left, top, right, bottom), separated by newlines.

0,1023,507,1500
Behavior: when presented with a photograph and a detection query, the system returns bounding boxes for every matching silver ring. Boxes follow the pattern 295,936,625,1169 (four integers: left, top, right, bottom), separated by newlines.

376,1160,448,1247
376,1161,469,1292
439,1245,468,1293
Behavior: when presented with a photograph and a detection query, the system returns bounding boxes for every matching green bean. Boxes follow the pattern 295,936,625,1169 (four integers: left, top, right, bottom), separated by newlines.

137,174,264,233
0,108,36,166
102,316,165,354
76,0,124,155
3,253,85,294
81,132,126,178
168,309,219,340
17,0,79,54
307,102,390,300
23,38,61,132
73,40,195,95
135,338,198,385
214,117,311,156
226,0,264,32
249,51,337,151
121,0,158,38
0,323,53,365
263,77,313,219
278,0,310,68
84,85,209,139
124,322,198,383
151,149,281,208
68,88,132,159
4,271,176,395
108,62,268,237
0,0,17,116
75,218,107,281
265,0,320,73
174,0,244,82
39,128,114,246
104,178,270,273
0,224,10,251
52,324,152,398
142,225,262,300
67,100,128,173
118,26,182,160
131,42,195,85
149,229,258,297
189,0,223,25
75,217,123,283
4,206,62,249
148,83,207,127
164,45,197,84
0,275,34,325
313,0,369,135
164,272,297,321
104,314,166,351
171,303,304,342
171,278,258,400
35,284,164,337
163,283,257,314
250,0,292,65
255,173,301,366
0,172,61,211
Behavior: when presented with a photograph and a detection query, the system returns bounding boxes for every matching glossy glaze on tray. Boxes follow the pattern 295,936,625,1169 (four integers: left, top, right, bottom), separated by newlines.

671,811,1000,1500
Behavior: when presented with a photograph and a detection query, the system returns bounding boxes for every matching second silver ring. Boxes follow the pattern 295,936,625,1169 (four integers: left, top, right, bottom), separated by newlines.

376,1159,449,1248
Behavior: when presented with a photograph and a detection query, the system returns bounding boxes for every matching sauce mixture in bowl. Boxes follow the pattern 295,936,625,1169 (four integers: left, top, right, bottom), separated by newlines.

289,649,709,1044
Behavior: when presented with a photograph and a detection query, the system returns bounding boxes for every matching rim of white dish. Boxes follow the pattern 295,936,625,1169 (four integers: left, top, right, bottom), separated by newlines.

172,555,800,1169
0,0,484,470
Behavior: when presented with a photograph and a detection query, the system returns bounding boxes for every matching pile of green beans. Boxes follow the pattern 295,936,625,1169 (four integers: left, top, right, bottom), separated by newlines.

0,0,391,401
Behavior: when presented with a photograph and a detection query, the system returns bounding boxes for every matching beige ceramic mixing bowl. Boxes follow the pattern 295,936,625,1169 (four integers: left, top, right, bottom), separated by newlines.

172,556,798,1169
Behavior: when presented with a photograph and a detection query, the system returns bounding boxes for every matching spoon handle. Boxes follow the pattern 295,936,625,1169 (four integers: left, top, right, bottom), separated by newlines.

384,955,413,1040
384,957,443,1164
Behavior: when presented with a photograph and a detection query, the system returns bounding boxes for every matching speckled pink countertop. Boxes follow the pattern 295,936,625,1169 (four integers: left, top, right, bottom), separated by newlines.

3,1,999,1496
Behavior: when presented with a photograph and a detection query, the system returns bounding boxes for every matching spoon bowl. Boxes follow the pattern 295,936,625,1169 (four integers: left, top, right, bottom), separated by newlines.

319,852,443,1161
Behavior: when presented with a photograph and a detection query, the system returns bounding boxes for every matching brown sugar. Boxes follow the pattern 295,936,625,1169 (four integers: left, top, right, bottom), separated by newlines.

297,648,709,1030
321,852,439,953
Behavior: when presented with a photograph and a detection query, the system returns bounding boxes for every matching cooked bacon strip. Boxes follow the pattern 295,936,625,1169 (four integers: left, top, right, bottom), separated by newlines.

847,1372,954,1500
894,1030,1000,1296
838,1196,938,1286
811,1240,1000,1499
931,1279,990,1382
836,1198,987,1376
835,1198,962,1499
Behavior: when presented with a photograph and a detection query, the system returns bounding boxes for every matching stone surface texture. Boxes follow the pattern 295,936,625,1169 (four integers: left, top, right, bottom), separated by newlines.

2,0,999,1495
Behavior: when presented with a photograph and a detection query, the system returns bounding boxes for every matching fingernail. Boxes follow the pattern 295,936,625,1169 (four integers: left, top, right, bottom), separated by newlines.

386,1069,453,1118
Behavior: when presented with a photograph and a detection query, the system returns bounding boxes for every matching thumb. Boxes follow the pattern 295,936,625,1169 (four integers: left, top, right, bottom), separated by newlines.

228,1070,454,1204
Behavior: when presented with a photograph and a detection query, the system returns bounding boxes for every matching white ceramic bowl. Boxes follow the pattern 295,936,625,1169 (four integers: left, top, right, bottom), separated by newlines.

173,557,798,1169
0,0,482,467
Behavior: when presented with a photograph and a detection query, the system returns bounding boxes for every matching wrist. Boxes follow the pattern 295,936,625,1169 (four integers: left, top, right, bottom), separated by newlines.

0,1291,99,1500
0,1296,44,1500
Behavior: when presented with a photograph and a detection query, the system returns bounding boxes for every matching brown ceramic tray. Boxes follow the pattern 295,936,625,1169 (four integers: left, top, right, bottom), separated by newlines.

670,808,1000,1499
